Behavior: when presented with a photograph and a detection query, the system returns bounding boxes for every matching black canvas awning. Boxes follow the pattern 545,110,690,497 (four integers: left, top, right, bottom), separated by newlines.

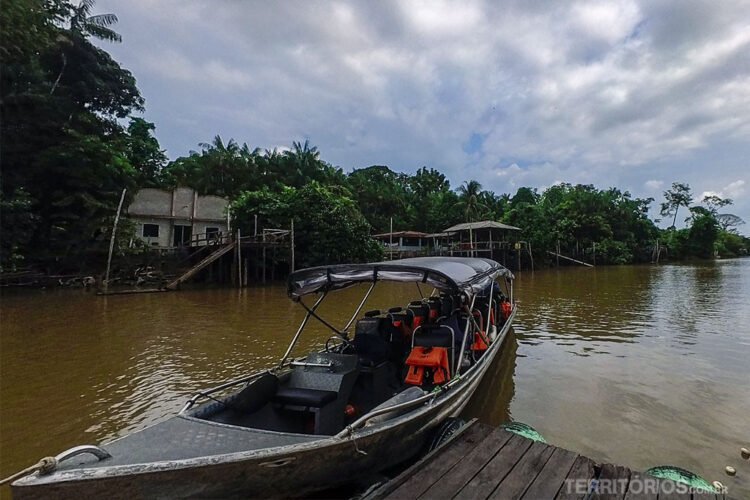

287,257,513,299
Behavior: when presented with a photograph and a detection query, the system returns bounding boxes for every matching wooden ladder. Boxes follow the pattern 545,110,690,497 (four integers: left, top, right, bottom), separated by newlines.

165,242,236,290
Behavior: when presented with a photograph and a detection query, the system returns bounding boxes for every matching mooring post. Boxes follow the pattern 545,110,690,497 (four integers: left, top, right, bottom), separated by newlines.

516,242,521,271
290,219,295,273
593,242,597,266
237,229,242,288
389,217,393,260
262,230,266,284
104,188,127,294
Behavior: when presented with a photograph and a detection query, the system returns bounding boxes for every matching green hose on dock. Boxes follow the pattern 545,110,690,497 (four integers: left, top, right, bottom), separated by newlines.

645,465,716,492
500,422,547,443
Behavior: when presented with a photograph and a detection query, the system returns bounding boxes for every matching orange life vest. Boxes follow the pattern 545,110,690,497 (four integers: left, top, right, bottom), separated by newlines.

501,301,513,320
404,347,450,385
472,331,489,351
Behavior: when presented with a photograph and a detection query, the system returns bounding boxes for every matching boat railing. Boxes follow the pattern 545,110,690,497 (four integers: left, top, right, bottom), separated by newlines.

334,377,465,438
179,370,272,414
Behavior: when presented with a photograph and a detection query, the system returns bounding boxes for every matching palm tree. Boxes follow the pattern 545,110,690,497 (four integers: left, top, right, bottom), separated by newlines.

285,140,320,184
69,0,122,42
50,0,122,94
456,180,487,222
455,180,488,256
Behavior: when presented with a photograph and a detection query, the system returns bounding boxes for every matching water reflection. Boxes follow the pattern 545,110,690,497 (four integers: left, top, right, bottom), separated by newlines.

506,260,750,497
462,330,517,426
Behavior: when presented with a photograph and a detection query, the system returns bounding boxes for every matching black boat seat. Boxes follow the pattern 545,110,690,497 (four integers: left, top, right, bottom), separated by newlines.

274,387,337,407
273,353,360,434
353,317,390,366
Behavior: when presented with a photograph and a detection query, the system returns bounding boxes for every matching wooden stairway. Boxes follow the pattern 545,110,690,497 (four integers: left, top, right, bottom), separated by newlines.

165,242,236,290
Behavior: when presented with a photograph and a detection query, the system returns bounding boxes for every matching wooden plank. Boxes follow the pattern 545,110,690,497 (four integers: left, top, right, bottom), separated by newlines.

623,472,658,500
384,422,489,499
521,447,580,499
418,427,514,498
488,441,556,499
692,489,718,500
656,479,693,500
592,463,632,500
456,434,534,499
555,455,597,500
546,251,594,267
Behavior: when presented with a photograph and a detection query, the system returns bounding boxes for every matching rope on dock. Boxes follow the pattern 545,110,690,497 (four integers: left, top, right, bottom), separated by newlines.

0,456,57,486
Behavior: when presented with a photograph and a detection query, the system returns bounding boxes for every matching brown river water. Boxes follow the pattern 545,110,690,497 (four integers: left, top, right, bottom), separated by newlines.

1,260,749,497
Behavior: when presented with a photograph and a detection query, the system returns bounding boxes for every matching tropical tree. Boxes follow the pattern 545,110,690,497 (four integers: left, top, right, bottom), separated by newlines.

348,166,411,232
717,213,745,232
660,182,693,228
455,180,489,253
124,118,167,186
50,0,122,94
231,182,382,268
1,0,143,267
455,180,487,222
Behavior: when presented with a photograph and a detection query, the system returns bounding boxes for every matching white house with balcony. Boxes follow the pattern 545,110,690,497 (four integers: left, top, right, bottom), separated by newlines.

127,187,229,248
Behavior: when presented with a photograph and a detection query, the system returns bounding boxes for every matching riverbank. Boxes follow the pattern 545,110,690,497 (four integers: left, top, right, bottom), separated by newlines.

1,261,748,497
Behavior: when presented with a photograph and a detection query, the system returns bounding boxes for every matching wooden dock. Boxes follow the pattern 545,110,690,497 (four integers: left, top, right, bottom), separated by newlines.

368,420,728,499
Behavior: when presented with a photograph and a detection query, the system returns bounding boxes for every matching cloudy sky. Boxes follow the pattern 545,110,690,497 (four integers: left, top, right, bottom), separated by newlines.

97,0,750,229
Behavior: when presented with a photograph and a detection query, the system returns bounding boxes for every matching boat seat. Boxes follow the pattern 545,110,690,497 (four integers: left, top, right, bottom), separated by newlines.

405,324,456,386
353,317,390,367
388,308,414,337
274,387,337,407
426,297,442,322
413,323,456,349
407,301,430,329
273,352,360,435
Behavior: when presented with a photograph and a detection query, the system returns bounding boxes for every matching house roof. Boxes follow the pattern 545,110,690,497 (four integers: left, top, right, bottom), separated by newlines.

372,231,429,239
443,220,521,232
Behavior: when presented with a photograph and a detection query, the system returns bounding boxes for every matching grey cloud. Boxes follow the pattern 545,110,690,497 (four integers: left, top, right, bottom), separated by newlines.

97,0,750,229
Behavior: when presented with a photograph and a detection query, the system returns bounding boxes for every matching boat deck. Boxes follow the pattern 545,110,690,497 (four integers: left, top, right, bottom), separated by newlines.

368,421,730,499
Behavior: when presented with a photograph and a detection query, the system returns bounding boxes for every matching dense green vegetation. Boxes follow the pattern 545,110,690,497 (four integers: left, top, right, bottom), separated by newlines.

1,0,161,269
2,0,748,272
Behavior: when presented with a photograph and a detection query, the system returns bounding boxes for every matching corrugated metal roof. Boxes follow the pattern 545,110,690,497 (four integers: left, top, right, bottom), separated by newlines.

372,231,429,238
443,220,521,232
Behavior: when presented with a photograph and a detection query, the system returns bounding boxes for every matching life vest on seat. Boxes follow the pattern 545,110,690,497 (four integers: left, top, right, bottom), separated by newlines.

404,346,450,386
392,318,413,338
472,331,489,351
470,309,489,352
501,301,513,320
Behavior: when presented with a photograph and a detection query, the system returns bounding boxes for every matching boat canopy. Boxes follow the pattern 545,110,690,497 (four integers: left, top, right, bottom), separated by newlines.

287,257,514,299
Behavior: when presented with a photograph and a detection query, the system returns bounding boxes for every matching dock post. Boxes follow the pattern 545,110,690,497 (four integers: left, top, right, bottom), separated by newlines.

262,230,266,284
290,219,295,273
593,242,596,266
237,229,242,288
389,217,393,260
517,244,521,271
